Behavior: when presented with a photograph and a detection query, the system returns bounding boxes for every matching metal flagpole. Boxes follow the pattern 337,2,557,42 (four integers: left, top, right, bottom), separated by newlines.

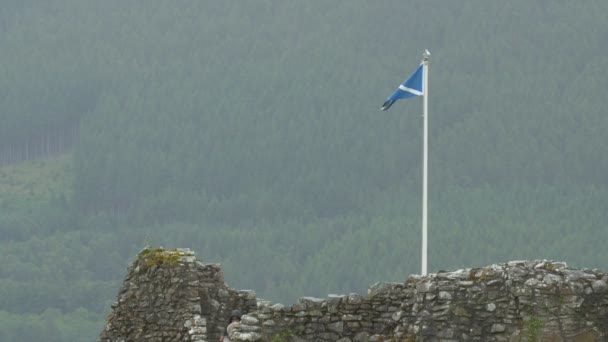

421,49,430,276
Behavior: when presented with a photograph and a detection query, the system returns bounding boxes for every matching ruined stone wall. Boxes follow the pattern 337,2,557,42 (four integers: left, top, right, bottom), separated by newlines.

234,261,608,341
100,248,608,342
99,248,256,342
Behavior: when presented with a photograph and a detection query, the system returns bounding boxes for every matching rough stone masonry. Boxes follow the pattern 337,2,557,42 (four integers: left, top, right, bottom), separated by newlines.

99,247,608,341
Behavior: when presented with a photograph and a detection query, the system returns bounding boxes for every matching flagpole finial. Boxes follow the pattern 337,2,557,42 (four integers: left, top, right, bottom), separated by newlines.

423,49,430,61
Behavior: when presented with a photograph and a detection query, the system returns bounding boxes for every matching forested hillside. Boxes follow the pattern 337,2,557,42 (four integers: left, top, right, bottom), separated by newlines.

1,1,607,340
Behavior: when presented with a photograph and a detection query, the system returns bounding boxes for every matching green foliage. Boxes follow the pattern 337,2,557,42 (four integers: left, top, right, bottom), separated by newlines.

138,247,180,268
270,330,296,342
526,315,544,342
0,155,71,200
0,1,607,341
0,308,101,342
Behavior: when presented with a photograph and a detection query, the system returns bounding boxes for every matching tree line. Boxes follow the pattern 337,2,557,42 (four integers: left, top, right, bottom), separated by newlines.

0,1,607,340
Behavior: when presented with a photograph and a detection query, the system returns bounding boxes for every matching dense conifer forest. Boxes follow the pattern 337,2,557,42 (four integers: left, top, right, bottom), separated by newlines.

1,1,607,340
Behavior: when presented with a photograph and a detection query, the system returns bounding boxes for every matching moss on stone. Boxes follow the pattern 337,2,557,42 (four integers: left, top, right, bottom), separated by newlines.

138,247,181,268
544,262,558,272
468,268,490,281
526,315,543,342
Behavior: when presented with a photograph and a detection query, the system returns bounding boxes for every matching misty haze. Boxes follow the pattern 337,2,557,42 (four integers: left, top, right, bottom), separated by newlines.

0,1,607,341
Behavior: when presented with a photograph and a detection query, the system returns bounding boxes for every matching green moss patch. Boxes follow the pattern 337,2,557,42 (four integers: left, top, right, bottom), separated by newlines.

138,247,181,268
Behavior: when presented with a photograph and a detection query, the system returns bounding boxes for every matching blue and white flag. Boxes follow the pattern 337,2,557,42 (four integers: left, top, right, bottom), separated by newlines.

381,63,424,111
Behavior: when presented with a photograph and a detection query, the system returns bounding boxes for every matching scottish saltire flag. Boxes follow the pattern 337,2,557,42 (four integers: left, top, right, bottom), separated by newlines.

381,63,424,111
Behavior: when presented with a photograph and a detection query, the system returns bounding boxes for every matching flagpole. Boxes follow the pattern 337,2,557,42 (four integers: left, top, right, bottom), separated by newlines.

421,49,430,276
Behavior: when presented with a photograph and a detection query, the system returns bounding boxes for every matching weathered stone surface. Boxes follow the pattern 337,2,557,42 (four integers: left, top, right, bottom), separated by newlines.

100,251,608,342
327,321,344,333
98,247,257,342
